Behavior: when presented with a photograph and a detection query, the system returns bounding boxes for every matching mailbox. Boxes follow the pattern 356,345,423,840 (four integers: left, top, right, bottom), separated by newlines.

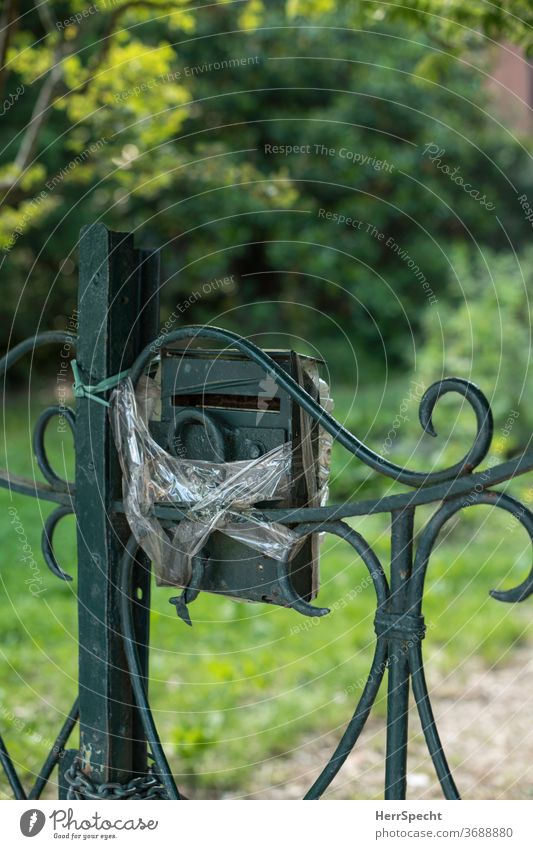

147,347,329,612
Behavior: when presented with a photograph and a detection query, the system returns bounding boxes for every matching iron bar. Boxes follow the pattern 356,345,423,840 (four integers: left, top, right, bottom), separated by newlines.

384,508,415,799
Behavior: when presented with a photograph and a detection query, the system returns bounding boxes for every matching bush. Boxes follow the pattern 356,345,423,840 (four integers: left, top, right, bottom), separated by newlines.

414,247,533,462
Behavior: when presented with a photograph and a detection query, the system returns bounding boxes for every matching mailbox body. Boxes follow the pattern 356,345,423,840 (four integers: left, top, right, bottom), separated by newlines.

149,347,323,605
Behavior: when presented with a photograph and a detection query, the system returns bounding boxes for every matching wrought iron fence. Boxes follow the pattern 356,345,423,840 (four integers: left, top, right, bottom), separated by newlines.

0,223,532,800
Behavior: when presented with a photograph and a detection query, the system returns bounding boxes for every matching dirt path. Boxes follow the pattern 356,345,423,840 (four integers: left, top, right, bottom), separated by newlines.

244,647,533,799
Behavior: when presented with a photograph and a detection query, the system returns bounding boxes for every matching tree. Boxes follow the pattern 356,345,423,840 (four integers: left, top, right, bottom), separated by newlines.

0,1,531,376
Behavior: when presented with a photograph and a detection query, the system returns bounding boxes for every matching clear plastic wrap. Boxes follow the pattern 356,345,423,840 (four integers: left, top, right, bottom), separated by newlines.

110,378,301,587
317,376,334,506
300,360,333,507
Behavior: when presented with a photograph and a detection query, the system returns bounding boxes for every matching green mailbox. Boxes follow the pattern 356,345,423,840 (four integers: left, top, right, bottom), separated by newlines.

148,346,330,616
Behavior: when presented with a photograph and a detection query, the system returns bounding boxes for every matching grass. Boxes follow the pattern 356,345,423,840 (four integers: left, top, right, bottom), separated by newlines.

0,378,531,798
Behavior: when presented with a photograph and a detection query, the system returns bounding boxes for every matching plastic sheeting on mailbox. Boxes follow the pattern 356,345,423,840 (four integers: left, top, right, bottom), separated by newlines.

110,378,304,587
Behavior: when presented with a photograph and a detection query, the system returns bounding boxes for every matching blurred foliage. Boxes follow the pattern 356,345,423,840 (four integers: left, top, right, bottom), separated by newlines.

288,0,533,56
0,1,532,381
415,247,533,459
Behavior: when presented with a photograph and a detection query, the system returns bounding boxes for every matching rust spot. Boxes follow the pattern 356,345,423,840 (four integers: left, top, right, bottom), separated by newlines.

80,739,92,772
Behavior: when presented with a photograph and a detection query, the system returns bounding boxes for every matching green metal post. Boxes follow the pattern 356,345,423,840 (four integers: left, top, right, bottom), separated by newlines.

384,507,415,799
75,225,159,785
130,247,160,775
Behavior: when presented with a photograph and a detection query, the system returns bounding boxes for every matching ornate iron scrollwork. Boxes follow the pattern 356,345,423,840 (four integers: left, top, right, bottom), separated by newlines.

1,322,533,800
118,326,533,800
0,332,78,799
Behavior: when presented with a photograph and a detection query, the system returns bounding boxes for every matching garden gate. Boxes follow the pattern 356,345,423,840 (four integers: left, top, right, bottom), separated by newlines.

1,223,532,801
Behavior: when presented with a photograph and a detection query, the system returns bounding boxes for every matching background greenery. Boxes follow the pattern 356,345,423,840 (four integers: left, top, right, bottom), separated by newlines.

0,0,532,798
1,1,532,378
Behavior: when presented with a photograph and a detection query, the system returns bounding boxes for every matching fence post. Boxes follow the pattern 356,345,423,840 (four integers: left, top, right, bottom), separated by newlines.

384,507,415,799
75,224,159,787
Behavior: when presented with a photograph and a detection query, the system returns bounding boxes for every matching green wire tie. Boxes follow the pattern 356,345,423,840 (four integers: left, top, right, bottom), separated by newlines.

71,359,130,407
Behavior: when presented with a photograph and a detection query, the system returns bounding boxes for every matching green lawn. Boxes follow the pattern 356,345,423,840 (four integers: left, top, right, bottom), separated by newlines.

0,381,531,798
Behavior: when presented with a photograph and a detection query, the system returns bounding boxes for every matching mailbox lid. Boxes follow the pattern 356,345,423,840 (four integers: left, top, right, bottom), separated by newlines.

161,347,323,424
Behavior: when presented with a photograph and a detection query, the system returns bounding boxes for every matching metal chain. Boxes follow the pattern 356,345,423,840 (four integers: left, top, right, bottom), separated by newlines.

65,762,168,800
